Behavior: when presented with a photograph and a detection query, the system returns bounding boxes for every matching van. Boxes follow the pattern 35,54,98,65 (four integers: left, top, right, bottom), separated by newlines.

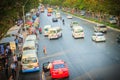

21,50,40,73
48,27,62,40
22,41,38,52
94,24,107,32
56,13,61,18
72,26,84,38
43,25,51,36
25,34,38,44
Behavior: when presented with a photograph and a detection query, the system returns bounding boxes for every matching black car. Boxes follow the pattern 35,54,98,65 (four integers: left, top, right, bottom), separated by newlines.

52,18,58,22
117,35,120,43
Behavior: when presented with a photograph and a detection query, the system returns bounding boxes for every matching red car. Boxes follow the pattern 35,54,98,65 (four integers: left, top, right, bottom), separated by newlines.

50,60,69,79
47,13,51,16
43,60,69,79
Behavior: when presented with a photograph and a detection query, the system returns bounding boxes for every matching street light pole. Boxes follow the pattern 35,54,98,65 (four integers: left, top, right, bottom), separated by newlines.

22,0,29,31
22,6,25,27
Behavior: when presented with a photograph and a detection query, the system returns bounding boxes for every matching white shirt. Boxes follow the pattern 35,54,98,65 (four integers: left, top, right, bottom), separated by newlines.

13,56,18,62
10,63,16,69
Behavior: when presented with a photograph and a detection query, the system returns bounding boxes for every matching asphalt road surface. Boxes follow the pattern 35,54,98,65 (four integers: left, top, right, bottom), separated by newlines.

19,9,120,80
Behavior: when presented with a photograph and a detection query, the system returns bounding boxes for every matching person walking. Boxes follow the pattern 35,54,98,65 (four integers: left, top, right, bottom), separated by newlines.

43,46,47,55
10,62,16,80
39,27,42,34
13,54,18,67
14,36,19,49
62,19,65,25
5,60,9,79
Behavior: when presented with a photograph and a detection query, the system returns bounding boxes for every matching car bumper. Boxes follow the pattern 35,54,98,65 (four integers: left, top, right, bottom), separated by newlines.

51,73,69,79
96,38,106,42
22,67,40,73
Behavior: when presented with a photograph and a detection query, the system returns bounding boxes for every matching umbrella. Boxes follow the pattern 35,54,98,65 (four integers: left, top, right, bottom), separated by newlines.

26,21,33,26
32,15,37,20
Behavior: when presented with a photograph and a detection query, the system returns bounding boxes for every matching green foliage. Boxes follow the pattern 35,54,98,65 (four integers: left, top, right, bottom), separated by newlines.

0,0,39,39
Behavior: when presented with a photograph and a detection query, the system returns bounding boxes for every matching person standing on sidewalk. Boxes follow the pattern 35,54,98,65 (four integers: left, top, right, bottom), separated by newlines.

13,54,18,67
10,62,16,80
14,36,19,49
5,59,9,79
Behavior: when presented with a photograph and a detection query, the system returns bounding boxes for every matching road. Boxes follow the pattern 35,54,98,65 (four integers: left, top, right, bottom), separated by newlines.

19,9,120,80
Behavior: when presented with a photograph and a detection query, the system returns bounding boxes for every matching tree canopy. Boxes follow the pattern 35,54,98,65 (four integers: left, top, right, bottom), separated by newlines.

0,0,39,39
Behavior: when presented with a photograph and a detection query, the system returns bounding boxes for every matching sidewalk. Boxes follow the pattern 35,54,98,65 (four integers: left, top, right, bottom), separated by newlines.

8,30,28,80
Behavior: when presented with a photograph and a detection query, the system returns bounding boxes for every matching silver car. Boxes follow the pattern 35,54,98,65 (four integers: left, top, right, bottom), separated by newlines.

92,32,106,42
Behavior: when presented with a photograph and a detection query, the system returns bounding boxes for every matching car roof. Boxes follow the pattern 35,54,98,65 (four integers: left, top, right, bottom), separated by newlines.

25,35,36,41
23,41,35,47
22,50,37,58
96,24,105,26
52,60,64,65
73,26,83,29
94,32,104,35
44,25,51,28
72,21,78,23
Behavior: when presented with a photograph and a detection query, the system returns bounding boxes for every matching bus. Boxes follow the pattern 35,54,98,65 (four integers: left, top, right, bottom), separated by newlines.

21,50,40,73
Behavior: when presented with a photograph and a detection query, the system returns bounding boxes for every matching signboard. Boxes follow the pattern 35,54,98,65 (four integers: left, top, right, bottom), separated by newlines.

10,41,16,50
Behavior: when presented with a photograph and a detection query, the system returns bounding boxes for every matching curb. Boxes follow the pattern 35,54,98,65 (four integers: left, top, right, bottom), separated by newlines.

62,11,120,32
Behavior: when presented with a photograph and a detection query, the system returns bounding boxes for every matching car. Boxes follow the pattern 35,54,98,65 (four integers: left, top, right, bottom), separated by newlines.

94,24,107,32
25,34,38,44
92,32,106,42
70,21,79,28
52,17,58,22
48,27,62,40
47,13,51,16
72,26,84,38
116,35,120,43
42,60,69,79
67,15,72,19
56,12,61,18
21,50,40,73
109,19,117,24
43,25,52,36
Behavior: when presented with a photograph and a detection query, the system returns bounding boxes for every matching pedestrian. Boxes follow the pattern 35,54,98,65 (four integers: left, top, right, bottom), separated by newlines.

13,54,18,67
14,36,19,49
43,46,47,55
10,62,16,80
62,19,65,25
5,60,9,79
39,27,42,34
19,33,24,43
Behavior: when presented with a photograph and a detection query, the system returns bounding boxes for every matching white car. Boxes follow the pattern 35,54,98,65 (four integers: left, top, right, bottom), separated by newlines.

92,32,106,42
72,26,84,38
67,15,72,19
43,25,51,36
48,27,62,40
94,24,107,32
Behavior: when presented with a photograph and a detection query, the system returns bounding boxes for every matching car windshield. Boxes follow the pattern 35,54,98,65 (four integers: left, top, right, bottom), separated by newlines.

97,34,103,36
54,64,65,69
22,57,37,64
44,28,48,31
75,30,83,33
50,30,56,34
